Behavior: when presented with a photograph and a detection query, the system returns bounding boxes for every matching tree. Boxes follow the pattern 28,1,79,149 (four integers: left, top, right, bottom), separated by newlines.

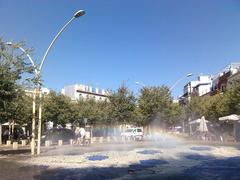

0,38,33,124
138,86,173,126
42,92,77,126
186,93,230,123
227,79,240,114
168,103,185,126
185,96,205,120
6,89,32,125
108,85,136,125
131,107,145,126
75,99,111,126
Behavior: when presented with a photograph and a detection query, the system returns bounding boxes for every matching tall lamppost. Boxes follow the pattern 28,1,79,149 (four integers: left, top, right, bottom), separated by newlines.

6,41,38,155
170,73,193,91
6,9,85,155
36,9,85,155
170,73,193,133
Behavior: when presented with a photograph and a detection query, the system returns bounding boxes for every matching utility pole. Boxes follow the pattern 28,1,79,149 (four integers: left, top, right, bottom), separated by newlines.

37,88,42,155
31,89,36,155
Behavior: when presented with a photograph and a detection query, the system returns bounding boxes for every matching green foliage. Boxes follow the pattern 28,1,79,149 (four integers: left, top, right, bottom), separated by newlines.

108,85,136,125
138,86,173,125
186,82,240,123
6,90,32,125
227,79,240,114
42,91,77,126
203,94,229,122
131,107,145,126
0,38,33,124
186,96,205,119
168,103,185,125
74,99,111,125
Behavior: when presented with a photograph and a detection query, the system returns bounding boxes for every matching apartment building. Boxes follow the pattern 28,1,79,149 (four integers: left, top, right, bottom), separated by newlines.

211,63,240,95
179,75,212,104
61,84,108,101
179,63,240,104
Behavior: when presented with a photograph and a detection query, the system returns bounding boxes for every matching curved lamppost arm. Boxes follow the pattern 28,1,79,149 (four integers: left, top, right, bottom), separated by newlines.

39,10,85,72
36,16,76,155
170,73,193,91
5,42,38,75
18,46,38,75
39,16,75,72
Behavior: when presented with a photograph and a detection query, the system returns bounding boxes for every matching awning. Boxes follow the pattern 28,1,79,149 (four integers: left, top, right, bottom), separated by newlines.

199,116,208,132
189,116,209,132
2,122,19,126
219,114,240,121
189,118,209,124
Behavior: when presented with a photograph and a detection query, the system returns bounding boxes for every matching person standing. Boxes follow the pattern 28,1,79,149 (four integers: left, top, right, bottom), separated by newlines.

79,127,86,145
74,127,81,145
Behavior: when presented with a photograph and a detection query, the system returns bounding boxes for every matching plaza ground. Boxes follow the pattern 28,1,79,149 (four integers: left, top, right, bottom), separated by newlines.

1,135,240,180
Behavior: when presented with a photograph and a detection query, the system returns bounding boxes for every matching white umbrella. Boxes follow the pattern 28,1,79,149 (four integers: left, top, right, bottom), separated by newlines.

198,116,208,132
219,114,240,121
189,118,209,125
2,122,19,126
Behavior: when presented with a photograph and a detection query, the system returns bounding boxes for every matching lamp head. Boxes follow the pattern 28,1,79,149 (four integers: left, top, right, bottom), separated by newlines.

74,10,85,18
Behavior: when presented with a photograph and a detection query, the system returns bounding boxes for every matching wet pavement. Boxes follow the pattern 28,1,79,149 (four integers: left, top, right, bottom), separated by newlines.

87,155,109,161
137,150,161,155
190,146,213,151
0,136,240,180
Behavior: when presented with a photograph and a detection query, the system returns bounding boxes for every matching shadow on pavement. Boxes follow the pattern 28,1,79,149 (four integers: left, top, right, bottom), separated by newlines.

34,166,194,180
1,150,240,180
0,149,30,155
184,156,240,180
33,153,240,180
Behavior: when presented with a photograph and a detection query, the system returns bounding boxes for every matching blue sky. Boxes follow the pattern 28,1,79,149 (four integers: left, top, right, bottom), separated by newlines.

1,0,240,98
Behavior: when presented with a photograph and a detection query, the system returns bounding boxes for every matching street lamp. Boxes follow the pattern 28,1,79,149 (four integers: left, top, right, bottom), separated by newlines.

37,9,85,155
6,9,85,155
39,9,85,71
170,73,193,91
170,73,192,133
6,42,38,155
74,10,86,18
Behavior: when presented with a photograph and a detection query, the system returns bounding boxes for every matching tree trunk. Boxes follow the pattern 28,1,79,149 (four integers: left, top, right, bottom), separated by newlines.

12,120,15,141
0,123,2,145
182,120,185,133
8,121,11,140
